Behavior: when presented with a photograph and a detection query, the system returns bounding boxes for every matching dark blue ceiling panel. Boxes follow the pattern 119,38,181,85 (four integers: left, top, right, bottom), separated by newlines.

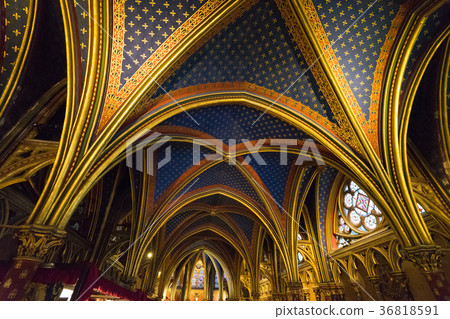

158,104,312,144
165,210,196,238
229,213,254,242
249,152,297,212
315,0,404,121
120,0,205,88
154,0,336,122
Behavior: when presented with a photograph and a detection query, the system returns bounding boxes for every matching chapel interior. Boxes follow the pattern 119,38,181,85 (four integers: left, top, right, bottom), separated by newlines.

0,0,450,301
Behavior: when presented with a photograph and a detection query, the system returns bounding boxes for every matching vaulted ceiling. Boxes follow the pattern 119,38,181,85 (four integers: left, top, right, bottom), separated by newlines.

1,0,449,294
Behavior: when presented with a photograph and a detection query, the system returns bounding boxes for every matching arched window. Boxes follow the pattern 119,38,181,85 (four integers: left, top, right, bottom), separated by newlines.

191,261,204,289
191,272,197,288
334,180,385,248
297,251,304,263
198,269,204,288
214,273,219,289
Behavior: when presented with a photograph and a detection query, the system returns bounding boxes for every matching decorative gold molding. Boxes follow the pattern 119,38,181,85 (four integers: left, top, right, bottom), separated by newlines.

0,139,58,189
382,0,448,248
276,0,363,154
15,227,64,261
401,245,443,272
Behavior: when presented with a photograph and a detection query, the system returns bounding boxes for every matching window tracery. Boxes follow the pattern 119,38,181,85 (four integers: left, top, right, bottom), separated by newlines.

334,180,385,248
191,261,205,289
214,273,219,289
297,251,304,263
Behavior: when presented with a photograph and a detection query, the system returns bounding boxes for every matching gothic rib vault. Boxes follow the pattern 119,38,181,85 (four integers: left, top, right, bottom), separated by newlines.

0,0,449,301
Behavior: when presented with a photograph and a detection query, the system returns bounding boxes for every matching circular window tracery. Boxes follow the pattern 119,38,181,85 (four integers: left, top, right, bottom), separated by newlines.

334,180,385,248
342,181,384,232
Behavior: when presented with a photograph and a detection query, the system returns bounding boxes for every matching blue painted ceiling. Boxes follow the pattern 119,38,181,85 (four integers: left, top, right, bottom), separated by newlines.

154,0,336,123
249,152,298,212
120,0,205,88
184,215,238,239
158,104,313,144
0,0,29,92
315,0,404,121
74,0,89,78
153,104,318,205
229,213,254,242
188,161,263,206
155,141,197,200
194,194,245,207
165,210,196,238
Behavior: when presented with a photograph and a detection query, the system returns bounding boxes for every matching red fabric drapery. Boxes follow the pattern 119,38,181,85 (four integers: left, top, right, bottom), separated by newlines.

94,277,149,301
33,263,81,285
1,262,150,301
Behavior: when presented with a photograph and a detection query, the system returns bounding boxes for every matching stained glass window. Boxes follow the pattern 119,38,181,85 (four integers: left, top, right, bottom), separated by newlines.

417,203,426,215
297,252,304,263
198,269,204,288
215,273,219,289
191,272,197,288
334,180,385,248
191,261,204,289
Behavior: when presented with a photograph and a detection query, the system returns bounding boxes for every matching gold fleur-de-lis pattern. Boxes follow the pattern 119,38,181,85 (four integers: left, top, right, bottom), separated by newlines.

120,0,206,87
0,0,29,92
74,0,90,78
315,0,402,122
99,0,232,130
154,0,335,123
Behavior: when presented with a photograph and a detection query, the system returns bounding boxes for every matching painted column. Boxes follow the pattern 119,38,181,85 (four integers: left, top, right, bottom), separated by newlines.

286,281,303,301
368,276,383,300
0,227,63,300
403,246,450,301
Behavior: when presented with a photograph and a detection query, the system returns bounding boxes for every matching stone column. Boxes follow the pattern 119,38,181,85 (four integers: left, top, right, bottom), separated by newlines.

376,271,413,300
313,287,321,301
0,227,64,300
251,291,261,301
302,289,310,301
218,272,224,301
403,246,450,301
350,282,362,300
368,276,383,300
286,281,303,301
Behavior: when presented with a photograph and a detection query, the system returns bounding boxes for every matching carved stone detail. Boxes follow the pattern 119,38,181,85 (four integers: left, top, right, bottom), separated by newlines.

351,282,362,300
402,246,443,272
251,291,261,300
287,281,303,301
313,287,321,301
381,272,412,300
15,230,64,261
368,276,383,300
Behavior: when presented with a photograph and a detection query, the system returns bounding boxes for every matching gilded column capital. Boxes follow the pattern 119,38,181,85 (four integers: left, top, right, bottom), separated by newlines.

286,281,303,291
15,226,65,261
401,245,443,272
